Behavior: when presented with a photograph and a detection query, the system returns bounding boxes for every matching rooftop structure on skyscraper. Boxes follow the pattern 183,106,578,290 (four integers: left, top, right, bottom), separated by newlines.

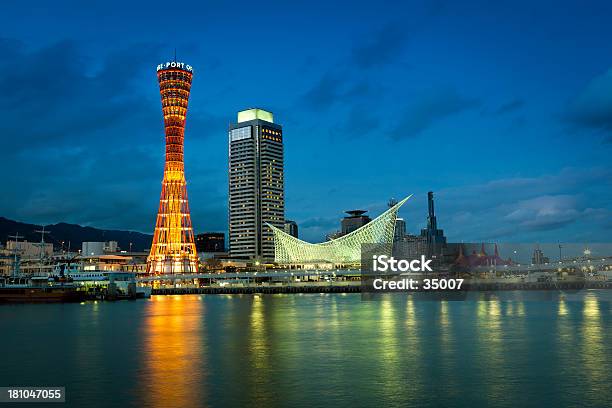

341,210,371,235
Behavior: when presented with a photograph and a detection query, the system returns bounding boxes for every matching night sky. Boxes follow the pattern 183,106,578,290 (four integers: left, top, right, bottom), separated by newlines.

1,0,611,244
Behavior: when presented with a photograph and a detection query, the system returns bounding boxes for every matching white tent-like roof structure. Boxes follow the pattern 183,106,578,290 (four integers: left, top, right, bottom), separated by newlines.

269,196,411,265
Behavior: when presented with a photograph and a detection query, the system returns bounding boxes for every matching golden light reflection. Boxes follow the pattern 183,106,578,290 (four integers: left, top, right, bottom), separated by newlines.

506,302,514,316
580,293,606,391
249,295,268,371
438,300,458,397
378,297,403,401
140,296,206,408
557,299,568,316
475,300,507,402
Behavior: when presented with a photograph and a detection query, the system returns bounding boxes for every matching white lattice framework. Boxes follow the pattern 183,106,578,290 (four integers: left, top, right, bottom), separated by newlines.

269,196,411,265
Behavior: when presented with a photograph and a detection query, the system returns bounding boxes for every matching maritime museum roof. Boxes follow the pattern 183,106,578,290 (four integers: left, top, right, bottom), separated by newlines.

269,196,411,265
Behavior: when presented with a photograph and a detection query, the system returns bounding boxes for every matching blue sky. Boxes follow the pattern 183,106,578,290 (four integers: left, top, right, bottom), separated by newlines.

1,0,611,244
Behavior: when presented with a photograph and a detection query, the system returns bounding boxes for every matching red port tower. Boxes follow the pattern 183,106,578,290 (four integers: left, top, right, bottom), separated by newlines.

147,60,198,274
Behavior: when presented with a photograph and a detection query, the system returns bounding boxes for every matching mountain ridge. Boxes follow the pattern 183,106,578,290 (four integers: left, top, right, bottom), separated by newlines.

0,217,152,252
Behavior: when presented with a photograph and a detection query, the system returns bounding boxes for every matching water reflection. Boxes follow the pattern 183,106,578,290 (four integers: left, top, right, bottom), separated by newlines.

139,296,206,408
121,292,610,407
475,299,508,403
581,292,606,405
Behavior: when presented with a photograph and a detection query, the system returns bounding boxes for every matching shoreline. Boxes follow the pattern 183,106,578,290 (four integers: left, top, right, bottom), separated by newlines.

152,280,612,295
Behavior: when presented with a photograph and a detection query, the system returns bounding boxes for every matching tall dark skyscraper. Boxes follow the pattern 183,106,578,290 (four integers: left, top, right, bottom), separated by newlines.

284,220,299,238
228,108,284,262
420,191,446,254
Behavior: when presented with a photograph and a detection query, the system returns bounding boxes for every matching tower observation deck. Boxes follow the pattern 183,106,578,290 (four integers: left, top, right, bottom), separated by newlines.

147,61,198,274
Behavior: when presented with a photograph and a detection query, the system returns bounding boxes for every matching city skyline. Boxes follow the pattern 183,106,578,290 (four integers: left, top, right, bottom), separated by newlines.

1,0,612,244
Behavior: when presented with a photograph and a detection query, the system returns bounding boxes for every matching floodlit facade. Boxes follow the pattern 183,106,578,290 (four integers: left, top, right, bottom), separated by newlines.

269,196,411,266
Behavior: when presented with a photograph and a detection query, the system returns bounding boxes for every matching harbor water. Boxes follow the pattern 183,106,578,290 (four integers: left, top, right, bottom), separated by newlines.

0,291,610,407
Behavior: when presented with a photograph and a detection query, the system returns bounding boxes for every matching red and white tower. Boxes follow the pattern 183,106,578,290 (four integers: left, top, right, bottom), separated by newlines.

147,61,198,274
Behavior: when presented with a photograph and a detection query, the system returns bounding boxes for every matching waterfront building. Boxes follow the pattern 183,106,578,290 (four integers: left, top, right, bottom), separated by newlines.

81,241,126,256
6,241,53,258
270,196,410,266
420,192,447,255
195,233,225,253
147,60,198,274
284,220,298,238
228,108,284,263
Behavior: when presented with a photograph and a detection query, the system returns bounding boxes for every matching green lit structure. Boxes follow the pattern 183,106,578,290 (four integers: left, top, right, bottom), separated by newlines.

269,196,411,266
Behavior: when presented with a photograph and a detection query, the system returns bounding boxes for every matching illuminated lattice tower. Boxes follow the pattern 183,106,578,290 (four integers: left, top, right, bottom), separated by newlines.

147,61,198,274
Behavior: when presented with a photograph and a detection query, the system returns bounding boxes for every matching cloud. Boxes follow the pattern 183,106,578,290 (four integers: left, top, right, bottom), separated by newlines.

330,104,381,138
299,21,410,111
389,87,480,140
351,22,409,69
433,167,612,242
565,68,612,140
493,99,525,115
301,71,345,110
0,38,225,233
0,39,163,152
504,195,581,231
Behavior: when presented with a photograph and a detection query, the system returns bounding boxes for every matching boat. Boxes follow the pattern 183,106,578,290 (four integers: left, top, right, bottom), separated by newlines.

0,276,88,303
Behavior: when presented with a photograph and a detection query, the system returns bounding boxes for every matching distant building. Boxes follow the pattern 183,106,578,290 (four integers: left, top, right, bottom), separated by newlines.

394,218,406,242
532,246,549,265
341,210,371,235
81,241,119,256
196,233,225,253
82,242,105,257
283,220,298,238
104,241,118,253
389,198,406,242
6,241,53,258
228,108,285,262
397,234,428,259
420,192,446,255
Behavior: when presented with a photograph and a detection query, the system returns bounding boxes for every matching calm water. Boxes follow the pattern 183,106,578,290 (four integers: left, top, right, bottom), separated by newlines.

1,291,611,407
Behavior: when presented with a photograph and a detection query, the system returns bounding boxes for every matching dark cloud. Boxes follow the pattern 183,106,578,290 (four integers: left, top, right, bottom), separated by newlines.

0,39,163,151
389,87,480,140
300,70,382,112
565,68,612,140
0,38,225,233
300,21,408,111
493,99,525,115
301,71,344,110
351,22,409,69
331,104,381,138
